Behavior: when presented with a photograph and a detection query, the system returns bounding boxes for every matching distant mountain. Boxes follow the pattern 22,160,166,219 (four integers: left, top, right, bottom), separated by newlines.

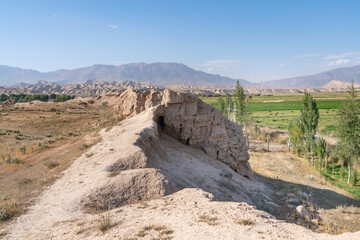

322,80,360,89
260,65,360,88
0,65,43,86
0,63,252,87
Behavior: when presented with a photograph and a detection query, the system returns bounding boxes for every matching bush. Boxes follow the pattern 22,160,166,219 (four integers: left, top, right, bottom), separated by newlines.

108,171,121,177
97,214,113,232
236,218,253,225
5,156,23,164
44,161,60,169
0,200,18,221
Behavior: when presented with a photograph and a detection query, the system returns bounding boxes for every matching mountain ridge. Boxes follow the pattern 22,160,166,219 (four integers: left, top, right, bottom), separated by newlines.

3,63,360,89
260,65,360,88
0,63,252,87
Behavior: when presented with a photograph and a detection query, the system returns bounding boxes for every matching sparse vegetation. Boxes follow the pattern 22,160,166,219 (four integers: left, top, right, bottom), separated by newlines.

198,214,218,226
108,171,121,177
137,202,149,209
335,204,360,214
236,218,254,225
17,178,33,187
136,225,174,239
0,200,18,221
97,213,113,233
0,93,75,103
0,97,117,225
44,161,60,169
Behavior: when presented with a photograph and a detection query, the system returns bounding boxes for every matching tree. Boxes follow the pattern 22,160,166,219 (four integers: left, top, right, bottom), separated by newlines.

300,91,319,164
225,93,233,118
337,81,360,185
288,118,305,155
317,137,327,169
217,96,226,115
233,80,251,126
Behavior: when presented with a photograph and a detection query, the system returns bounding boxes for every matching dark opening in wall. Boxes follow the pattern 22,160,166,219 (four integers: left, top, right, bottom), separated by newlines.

217,150,219,159
186,138,190,146
157,116,165,130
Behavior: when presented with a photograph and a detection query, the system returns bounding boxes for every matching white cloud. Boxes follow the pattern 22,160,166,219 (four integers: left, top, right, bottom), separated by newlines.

278,63,285,67
194,59,247,79
108,24,118,29
203,59,240,65
294,54,321,58
328,58,350,66
324,51,360,60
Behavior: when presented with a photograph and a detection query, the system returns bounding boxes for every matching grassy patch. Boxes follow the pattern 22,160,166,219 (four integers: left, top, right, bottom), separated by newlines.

17,178,33,187
0,231,7,238
97,213,114,233
320,164,360,200
136,225,174,239
0,200,18,221
235,218,254,225
108,171,121,177
198,214,218,226
43,161,60,169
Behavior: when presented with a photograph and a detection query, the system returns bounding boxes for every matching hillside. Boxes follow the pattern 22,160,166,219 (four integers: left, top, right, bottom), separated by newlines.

322,80,360,89
260,65,360,88
0,63,252,87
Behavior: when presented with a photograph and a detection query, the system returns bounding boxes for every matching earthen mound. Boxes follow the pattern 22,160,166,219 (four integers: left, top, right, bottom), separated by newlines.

118,89,252,177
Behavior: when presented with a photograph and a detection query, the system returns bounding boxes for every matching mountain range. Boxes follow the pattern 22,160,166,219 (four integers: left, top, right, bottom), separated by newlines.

260,65,360,88
0,63,251,87
1,62,360,88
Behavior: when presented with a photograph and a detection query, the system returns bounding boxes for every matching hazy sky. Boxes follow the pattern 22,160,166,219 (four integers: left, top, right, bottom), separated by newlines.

1,0,360,82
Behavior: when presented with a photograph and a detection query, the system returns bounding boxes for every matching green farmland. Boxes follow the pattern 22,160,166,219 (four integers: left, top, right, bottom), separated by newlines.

201,92,360,135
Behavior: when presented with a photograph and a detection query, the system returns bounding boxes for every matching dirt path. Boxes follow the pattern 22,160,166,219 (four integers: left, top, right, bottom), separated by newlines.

3,109,153,239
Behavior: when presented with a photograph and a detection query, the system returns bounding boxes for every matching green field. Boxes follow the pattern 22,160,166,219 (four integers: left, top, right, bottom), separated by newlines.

201,92,360,135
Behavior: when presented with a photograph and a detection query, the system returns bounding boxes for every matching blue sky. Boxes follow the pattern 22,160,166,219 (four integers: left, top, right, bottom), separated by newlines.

1,0,360,82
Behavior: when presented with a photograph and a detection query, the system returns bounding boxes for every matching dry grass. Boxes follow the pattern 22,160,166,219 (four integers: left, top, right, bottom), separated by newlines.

136,225,174,239
0,231,7,238
249,151,360,234
137,202,149,209
321,222,349,235
336,204,360,214
0,200,18,221
108,171,121,178
236,218,254,225
0,99,119,226
97,213,114,233
43,160,60,169
198,214,218,226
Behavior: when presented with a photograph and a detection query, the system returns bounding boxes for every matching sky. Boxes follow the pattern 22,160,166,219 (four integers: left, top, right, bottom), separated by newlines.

1,0,360,82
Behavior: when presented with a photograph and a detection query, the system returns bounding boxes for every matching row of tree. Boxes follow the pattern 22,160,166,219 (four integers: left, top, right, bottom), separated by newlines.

0,94,76,103
217,80,251,126
288,82,360,185
214,80,359,186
